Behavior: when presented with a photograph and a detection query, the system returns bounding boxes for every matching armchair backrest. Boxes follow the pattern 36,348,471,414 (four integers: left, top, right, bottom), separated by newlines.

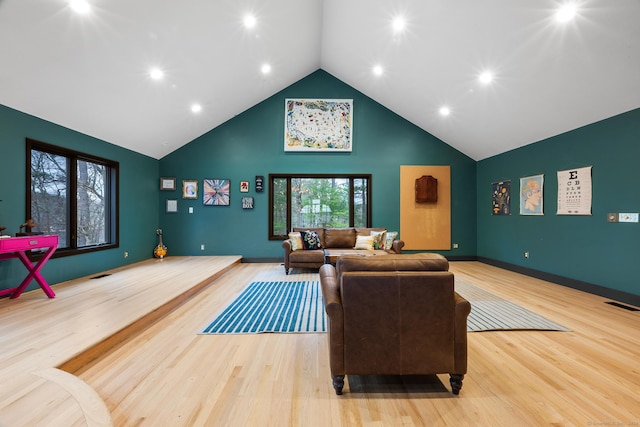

335,254,458,374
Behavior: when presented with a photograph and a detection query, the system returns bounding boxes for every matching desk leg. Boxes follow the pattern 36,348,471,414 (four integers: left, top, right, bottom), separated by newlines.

11,248,56,299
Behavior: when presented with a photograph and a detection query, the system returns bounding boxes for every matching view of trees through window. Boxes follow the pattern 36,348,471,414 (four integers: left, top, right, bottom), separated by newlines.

269,174,371,238
27,139,118,255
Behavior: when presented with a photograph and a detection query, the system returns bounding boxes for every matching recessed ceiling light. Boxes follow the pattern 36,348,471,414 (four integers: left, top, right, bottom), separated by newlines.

479,72,493,85
149,68,164,80
191,104,202,114
372,65,383,76
555,3,577,22
244,14,256,28
261,63,271,74
439,106,451,116
392,17,405,33
68,0,90,14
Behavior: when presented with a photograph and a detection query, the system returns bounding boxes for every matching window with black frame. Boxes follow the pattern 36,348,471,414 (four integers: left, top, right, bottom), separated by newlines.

268,174,371,239
26,139,119,257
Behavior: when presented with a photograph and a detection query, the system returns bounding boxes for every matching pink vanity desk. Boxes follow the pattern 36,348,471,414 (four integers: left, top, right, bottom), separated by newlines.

0,235,59,299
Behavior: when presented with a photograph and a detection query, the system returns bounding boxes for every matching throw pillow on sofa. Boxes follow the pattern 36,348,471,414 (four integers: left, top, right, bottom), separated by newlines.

370,230,387,249
300,230,322,250
288,232,304,251
354,235,375,250
385,231,398,250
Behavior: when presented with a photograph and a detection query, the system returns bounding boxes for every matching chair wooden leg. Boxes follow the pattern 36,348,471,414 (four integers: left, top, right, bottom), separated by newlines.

450,374,464,395
332,375,345,395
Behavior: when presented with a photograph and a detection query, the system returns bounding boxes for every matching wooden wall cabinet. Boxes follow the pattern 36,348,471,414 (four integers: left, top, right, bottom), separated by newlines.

415,175,438,203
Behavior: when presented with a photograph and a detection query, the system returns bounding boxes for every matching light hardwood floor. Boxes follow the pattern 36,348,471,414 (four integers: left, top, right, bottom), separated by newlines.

2,258,639,426
81,261,639,426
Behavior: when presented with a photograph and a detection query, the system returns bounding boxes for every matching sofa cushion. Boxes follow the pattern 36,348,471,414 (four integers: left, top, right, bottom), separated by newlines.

324,228,356,248
300,230,322,250
289,249,324,263
288,232,304,251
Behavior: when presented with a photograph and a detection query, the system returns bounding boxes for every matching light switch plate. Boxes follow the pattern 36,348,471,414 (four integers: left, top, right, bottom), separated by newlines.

619,213,639,223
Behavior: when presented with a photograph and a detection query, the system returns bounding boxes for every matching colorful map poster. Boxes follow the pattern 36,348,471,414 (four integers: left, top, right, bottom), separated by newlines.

557,166,592,215
284,99,353,152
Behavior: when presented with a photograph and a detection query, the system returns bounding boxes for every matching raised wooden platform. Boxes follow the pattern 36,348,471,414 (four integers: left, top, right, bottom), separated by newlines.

0,256,241,427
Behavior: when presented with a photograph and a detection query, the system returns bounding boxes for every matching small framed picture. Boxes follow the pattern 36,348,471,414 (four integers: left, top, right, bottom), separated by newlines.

166,199,178,213
160,177,176,191
240,181,249,193
242,197,254,209
182,180,198,199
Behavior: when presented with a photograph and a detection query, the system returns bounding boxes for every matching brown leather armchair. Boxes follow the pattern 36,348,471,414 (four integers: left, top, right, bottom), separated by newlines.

319,253,471,395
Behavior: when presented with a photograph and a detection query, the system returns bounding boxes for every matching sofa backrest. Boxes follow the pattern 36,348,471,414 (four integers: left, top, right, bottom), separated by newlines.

323,228,356,248
292,227,394,249
336,253,449,276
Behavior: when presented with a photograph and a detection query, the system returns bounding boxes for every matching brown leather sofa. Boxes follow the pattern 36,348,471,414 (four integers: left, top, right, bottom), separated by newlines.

282,227,404,274
319,253,471,395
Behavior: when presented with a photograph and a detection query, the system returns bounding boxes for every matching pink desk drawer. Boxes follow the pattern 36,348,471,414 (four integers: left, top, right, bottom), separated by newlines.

0,235,59,251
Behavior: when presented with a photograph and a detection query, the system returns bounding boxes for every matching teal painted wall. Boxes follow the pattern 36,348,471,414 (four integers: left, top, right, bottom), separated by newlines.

0,104,159,294
477,108,640,297
159,70,477,259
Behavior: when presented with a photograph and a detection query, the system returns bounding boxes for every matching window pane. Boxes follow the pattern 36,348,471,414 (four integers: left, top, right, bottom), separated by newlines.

292,178,349,229
272,177,288,236
30,149,69,248
353,178,368,227
77,160,107,247
269,174,370,239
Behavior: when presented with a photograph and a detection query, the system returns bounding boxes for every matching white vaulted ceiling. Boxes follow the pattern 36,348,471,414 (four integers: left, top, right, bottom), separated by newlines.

1,0,639,160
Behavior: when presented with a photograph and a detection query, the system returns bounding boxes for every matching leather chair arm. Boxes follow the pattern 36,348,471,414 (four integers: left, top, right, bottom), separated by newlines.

454,292,471,373
319,265,342,312
319,264,345,375
282,239,292,254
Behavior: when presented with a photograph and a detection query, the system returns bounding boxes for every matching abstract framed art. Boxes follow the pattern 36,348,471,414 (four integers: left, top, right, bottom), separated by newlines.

203,179,230,206
284,98,353,152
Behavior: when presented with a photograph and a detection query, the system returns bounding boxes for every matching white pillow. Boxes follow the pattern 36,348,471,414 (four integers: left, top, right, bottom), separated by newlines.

288,232,303,251
354,235,375,250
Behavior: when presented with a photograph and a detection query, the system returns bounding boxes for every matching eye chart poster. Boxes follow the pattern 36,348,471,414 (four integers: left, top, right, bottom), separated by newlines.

557,166,592,215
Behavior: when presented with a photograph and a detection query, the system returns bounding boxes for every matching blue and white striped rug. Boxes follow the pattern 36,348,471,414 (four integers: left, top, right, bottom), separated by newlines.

200,279,569,335
201,281,326,334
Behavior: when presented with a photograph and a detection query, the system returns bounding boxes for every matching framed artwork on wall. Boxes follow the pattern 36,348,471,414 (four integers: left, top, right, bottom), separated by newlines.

557,166,592,215
492,181,511,215
242,197,254,209
160,177,176,191
203,179,230,206
166,199,178,213
240,181,249,193
520,175,544,215
284,98,353,152
182,180,198,199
